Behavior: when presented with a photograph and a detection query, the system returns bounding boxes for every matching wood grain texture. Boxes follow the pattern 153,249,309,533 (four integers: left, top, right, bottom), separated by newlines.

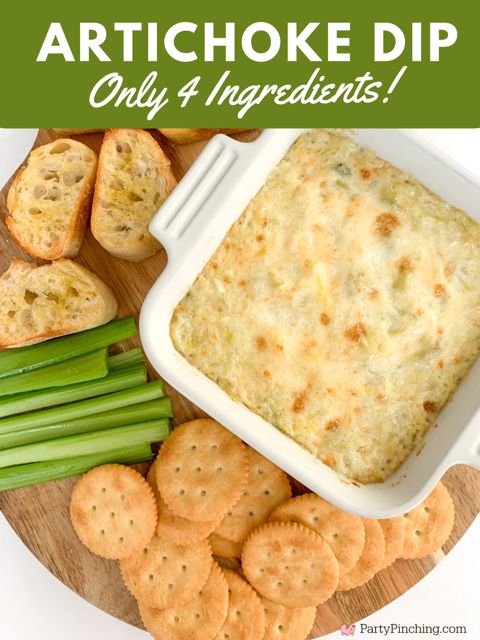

0,129,478,639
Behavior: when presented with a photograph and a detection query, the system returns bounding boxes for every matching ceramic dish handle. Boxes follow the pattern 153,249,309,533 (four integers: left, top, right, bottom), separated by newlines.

463,435,480,470
149,130,295,266
446,410,480,471
150,135,237,250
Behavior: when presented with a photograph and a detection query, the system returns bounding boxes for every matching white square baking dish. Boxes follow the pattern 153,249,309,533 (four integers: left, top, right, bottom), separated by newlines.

140,129,480,518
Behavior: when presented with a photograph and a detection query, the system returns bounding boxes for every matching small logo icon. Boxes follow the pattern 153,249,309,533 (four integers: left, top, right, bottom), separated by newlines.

340,623,356,636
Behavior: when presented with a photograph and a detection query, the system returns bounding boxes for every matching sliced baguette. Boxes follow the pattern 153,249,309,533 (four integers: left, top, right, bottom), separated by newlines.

52,129,105,136
158,128,250,144
6,139,97,260
91,129,177,262
0,259,118,348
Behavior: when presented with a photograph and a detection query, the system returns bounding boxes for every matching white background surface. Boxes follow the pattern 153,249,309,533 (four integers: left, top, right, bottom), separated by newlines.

0,128,479,639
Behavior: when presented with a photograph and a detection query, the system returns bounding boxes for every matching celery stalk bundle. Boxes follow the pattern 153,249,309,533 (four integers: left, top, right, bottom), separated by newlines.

0,318,172,491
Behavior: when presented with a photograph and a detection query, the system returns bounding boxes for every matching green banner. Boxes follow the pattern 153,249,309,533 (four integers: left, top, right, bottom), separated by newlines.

0,0,478,127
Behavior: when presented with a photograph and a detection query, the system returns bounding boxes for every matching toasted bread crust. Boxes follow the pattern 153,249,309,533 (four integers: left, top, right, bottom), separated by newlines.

52,128,105,136
158,128,249,144
6,139,98,260
91,128,176,262
0,258,117,348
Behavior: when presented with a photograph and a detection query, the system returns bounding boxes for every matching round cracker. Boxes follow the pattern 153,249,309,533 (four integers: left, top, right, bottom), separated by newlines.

402,482,454,559
261,596,316,640
70,464,157,560
242,521,339,607
379,517,406,569
270,493,365,577
157,419,249,522
337,519,385,591
147,459,221,544
120,535,212,609
209,532,243,559
139,562,228,640
215,569,266,640
215,447,291,543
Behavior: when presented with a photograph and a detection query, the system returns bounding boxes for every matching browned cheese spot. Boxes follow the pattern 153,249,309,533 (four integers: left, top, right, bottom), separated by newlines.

434,284,446,297
360,168,371,180
344,322,367,344
321,313,330,326
256,337,267,350
397,257,414,273
292,394,306,413
374,213,400,237
325,418,340,432
444,264,454,278
423,401,437,413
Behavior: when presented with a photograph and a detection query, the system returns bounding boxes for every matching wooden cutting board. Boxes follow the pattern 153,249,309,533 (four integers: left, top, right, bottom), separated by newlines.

0,129,478,639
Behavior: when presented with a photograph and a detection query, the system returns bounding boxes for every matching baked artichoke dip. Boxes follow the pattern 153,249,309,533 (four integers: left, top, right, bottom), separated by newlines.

171,130,480,483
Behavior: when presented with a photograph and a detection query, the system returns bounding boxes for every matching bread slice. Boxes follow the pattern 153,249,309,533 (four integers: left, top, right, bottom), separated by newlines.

6,139,97,260
0,259,118,348
158,128,249,145
91,129,177,262
52,129,105,136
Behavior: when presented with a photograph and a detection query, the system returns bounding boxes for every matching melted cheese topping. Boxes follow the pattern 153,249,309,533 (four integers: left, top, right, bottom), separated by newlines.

171,130,480,483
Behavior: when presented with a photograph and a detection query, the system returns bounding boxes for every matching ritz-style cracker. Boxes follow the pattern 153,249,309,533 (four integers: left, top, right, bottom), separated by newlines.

337,519,385,591
261,597,316,640
269,493,365,577
402,482,455,559
147,459,221,545
120,535,212,609
379,517,406,569
139,562,229,640
209,532,243,559
215,447,291,544
215,570,266,640
70,464,157,560
242,521,339,607
156,419,249,522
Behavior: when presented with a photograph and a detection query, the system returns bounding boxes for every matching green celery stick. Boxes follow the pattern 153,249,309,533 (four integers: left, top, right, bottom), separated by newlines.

0,317,137,378
0,419,170,468
0,398,172,449
0,349,108,398
0,364,146,419
0,380,165,435
108,348,144,371
0,444,153,491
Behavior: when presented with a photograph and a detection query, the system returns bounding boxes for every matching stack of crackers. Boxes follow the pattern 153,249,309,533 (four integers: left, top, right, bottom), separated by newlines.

70,419,455,640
